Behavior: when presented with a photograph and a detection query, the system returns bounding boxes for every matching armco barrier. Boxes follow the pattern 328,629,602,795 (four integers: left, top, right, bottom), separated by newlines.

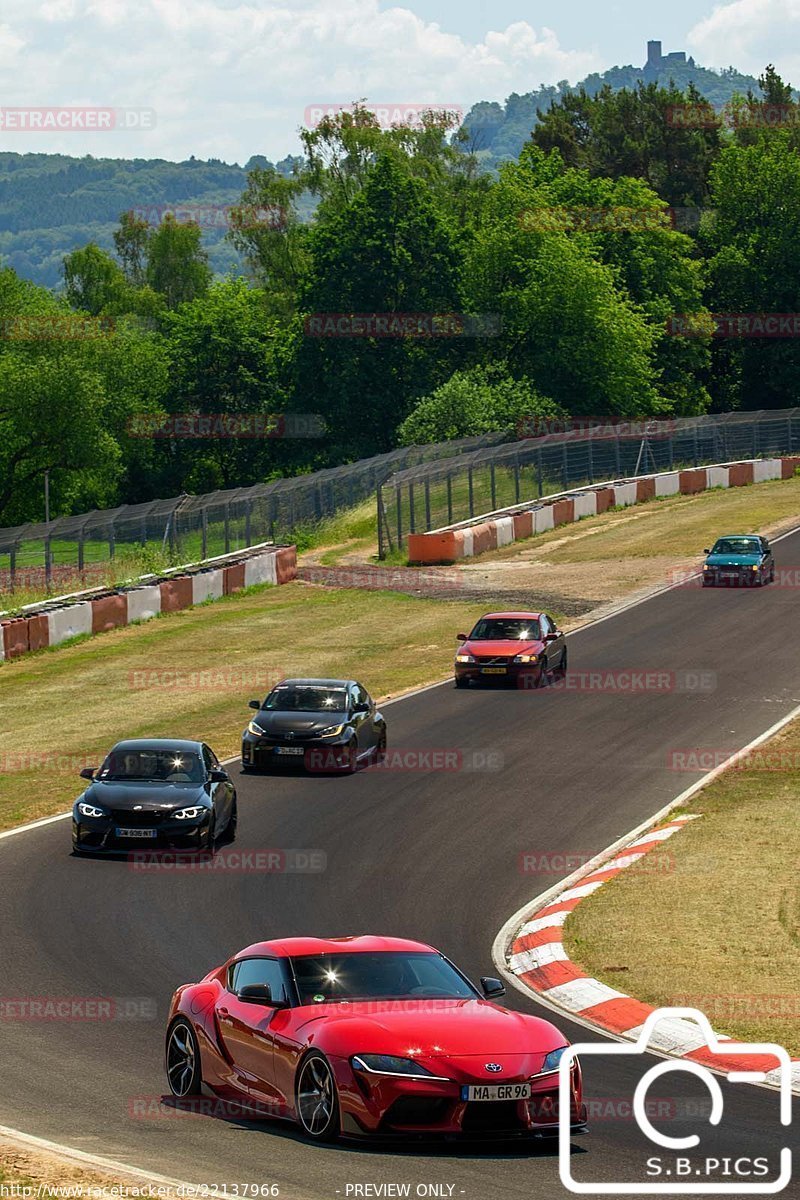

406,456,800,564
0,543,296,666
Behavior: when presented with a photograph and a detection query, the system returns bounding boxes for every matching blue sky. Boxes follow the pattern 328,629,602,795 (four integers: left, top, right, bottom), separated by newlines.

0,0,793,164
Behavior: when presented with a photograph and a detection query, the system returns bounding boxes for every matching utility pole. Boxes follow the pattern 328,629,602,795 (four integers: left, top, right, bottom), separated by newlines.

44,469,52,591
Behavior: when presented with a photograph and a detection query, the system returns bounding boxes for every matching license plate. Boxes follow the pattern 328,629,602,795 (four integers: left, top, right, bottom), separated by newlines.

274,746,305,756
481,667,507,675
115,828,157,838
461,1083,532,1102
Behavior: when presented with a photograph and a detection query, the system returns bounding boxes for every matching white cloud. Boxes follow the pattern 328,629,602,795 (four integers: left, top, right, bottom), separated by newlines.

0,0,599,161
688,0,800,85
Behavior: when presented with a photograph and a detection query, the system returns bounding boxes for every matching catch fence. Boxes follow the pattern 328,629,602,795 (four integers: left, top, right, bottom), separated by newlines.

377,410,800,557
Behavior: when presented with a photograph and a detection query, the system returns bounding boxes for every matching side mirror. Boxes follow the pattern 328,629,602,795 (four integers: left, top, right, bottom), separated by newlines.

703,548,710,555
456,632,468,642
353,701,369,713
237,983,287,1007
544,632,558,641
248,699,261,710
209,768,228,783
79,767,96,780
480,976,506,999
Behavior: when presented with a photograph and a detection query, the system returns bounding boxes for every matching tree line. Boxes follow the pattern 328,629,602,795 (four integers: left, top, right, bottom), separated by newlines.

1,68,799,527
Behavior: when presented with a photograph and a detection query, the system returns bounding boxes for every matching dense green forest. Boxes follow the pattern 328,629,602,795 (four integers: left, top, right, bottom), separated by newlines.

1,64,800,528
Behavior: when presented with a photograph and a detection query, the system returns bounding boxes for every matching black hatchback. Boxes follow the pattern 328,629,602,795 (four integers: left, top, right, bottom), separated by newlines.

72,738,237,854
242,678,387,773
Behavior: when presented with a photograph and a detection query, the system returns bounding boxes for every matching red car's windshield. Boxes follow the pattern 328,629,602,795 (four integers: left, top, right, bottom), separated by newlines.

290,952,476,1004
469,618,540,641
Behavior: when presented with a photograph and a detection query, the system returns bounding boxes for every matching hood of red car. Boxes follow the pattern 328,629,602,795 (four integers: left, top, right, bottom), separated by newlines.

294,997,564,1058
462,639,542,659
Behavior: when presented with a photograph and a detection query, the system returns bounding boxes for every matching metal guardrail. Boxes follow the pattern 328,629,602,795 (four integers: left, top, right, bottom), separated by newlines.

0,431,509,592
377,410,800,556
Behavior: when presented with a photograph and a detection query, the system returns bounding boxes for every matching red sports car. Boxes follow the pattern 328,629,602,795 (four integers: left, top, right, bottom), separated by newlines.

165,935,586,1140
454,611,568,688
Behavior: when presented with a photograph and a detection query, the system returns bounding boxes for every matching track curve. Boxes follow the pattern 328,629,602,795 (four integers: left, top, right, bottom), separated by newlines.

2,533,800,1198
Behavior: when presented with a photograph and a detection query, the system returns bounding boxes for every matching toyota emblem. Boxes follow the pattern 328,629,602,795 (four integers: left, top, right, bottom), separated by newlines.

485,1063,503,1073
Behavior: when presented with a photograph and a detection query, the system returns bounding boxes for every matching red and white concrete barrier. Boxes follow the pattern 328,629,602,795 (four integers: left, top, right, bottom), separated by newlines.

407,455,800,564
0,543,296,663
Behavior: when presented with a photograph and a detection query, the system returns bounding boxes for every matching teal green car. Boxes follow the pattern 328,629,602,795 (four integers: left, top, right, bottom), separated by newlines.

702,534,775,587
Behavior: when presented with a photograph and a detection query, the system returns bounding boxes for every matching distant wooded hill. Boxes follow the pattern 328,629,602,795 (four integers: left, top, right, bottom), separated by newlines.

0,50,775,287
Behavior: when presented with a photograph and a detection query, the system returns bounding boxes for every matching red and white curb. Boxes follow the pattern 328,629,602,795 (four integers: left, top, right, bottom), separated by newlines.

502,814,800,1094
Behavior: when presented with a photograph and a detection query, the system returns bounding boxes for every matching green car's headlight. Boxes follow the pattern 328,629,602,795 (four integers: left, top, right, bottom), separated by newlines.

351,1054,448,1079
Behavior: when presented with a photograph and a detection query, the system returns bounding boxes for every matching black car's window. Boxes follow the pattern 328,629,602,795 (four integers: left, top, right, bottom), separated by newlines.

263,685,348,712
711,537,760,555
230,957,289,1004
97,749,205,783
469,618,541,641
290,952,476,1005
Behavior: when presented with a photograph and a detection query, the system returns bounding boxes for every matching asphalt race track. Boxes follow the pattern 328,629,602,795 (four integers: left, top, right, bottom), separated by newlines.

2,530,800,1199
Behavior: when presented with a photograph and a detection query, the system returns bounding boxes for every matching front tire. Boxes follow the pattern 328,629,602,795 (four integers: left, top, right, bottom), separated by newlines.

554,646,568,678
295,1052,340,1141
222,799,237,844
454,676,468,689
375,728,387,764
166,1018,202,1098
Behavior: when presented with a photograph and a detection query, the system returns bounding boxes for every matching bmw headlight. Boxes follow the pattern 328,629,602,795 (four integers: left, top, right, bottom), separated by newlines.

173,806,205,820
538,1046,569,1076
248,720,266,735
351,1054,449,1080
318,723,345,738
455,653,475,664
77,802,106,818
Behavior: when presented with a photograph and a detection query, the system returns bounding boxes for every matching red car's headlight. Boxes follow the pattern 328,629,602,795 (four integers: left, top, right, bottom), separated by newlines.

352,1054,451,1080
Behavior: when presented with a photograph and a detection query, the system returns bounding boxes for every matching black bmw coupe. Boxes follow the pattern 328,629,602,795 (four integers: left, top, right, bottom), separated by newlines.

72,738,237,854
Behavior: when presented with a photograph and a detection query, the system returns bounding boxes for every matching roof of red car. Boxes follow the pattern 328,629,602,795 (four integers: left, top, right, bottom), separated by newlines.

479,611,543,620
233,935,438,959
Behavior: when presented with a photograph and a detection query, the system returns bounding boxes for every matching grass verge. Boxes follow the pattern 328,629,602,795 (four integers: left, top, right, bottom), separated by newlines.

564,712,800,1057
0,583,482,832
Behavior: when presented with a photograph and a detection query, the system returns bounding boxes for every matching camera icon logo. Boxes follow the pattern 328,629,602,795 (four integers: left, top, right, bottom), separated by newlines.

558,1007,793,1194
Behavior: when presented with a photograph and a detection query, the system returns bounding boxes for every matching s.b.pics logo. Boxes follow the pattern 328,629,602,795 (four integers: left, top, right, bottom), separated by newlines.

558,1008,793,1193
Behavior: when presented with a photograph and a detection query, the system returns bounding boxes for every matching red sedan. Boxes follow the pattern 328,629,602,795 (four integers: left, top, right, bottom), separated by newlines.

165,935,586,1140
454,611,568,688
